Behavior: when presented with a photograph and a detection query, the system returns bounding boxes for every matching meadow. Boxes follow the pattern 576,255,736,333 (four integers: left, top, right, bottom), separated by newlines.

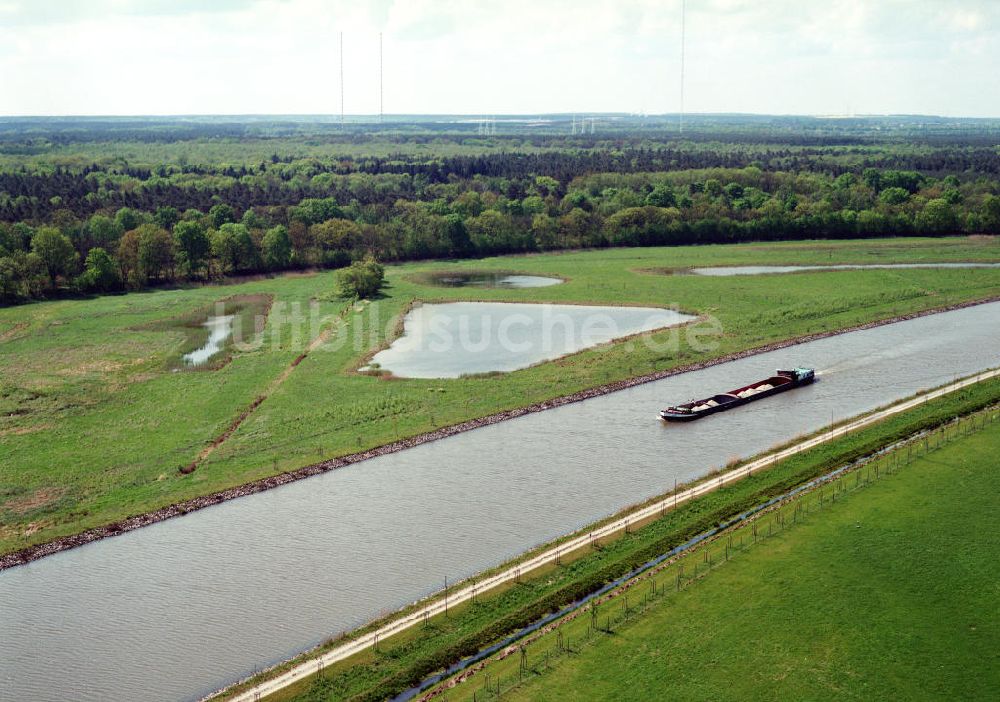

2,236,1000,556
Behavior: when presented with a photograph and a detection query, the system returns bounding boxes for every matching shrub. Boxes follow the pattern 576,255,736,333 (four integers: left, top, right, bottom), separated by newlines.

335,257,385,298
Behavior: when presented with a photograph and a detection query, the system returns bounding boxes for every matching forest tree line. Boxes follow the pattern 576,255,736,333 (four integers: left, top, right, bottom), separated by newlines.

4,145,1000,224
2,164,1000,302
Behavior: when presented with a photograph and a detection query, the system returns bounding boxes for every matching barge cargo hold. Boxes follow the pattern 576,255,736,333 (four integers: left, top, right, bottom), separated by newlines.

659,367,815,422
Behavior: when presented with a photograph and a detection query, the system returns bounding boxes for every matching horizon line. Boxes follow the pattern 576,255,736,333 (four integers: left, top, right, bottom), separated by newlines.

1,111,999,121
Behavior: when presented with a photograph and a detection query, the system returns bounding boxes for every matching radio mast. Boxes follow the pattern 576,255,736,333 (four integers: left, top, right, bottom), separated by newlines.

378,32,384,124
680,0,686,134
339,31,345,126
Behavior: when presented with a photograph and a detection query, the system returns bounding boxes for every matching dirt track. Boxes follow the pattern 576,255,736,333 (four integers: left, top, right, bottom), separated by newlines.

184,301,348,472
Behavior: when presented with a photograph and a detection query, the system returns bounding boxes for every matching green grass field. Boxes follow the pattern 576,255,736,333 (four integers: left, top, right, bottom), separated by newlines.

2,236,1000,555
488,416,1000,701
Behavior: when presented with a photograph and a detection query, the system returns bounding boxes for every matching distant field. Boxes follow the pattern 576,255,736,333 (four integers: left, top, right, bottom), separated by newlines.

2,236,1000,556
0,137,546,170
496,417,1000,701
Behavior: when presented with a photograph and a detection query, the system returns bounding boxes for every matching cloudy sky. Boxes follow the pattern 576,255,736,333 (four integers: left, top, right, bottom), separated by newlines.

0,0,997,117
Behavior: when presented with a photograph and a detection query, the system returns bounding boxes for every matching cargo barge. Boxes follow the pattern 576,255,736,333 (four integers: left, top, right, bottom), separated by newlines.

659,367,815,422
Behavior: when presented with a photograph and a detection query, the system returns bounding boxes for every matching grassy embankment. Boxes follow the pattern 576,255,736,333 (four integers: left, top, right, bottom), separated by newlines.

443,405,1000,702
218,373,1000,702
2,236,1000,555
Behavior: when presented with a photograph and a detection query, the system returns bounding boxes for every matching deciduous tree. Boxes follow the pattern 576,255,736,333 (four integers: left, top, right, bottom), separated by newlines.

117,229,141,287
31,226,78,288
983,195,1000,232
136,224,175,281
173,220,210,277
209,203,236,229
915,199,958,235
115,207,143,233
80,247,121,292
261,225,292,270
211,222,258,273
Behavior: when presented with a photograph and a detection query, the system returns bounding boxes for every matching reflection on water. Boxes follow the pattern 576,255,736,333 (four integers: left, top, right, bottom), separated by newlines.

689,263,1000,276
428,273,563,288
182,315,235,366
2,302,1000,702
367,302,696,378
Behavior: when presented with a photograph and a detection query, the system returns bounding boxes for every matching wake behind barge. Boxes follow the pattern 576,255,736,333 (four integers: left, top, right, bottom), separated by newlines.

659,367,816,422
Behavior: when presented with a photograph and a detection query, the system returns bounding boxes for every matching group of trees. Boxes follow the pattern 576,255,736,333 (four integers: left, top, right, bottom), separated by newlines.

0,202,294,299
3,161,1000,303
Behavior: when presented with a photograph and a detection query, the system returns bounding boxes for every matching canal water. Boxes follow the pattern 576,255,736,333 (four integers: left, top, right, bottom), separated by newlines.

2,302,999,702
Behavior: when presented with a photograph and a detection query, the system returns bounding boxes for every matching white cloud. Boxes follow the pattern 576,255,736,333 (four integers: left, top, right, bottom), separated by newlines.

0,0,997,116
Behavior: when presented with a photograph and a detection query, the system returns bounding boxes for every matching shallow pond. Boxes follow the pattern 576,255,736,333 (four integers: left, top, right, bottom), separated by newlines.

182,315,235,366
3,303,1000,702
426,272,563,288
689,263,1000,276
367,302,695,378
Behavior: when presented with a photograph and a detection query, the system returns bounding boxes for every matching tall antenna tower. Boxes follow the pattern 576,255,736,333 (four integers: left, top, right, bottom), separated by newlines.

378,32,383,124
680,0,686,134
339,31,345,126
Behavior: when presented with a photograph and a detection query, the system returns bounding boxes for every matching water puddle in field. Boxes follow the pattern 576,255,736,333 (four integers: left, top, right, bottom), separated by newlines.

426,272,563,288
689,263,1000,276
182,315,235,366
366,302,695,378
